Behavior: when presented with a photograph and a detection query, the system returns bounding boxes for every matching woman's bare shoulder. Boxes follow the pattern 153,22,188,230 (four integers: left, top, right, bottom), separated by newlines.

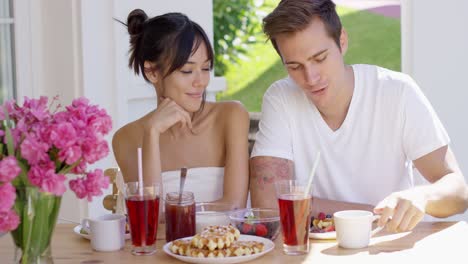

210,100,248,118
209,101,249,132
112,120,142,152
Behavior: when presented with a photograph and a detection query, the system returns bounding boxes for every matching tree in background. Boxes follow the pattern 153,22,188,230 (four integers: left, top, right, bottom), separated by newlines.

213,0,272,76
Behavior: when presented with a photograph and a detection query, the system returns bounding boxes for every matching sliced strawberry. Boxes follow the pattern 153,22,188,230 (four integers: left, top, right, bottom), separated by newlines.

255,224,268,237
324,225,335,232
242,223,253,234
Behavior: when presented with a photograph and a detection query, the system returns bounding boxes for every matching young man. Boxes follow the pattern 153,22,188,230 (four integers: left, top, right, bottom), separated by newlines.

250,0,467,232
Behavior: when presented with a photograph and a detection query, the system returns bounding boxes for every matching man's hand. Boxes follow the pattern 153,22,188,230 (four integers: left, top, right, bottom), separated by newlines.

374,188,426,232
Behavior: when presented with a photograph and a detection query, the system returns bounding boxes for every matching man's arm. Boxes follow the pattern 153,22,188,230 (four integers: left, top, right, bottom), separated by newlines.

249,156,374,214
249,156,293,209
375,146,468,232
413,146,468,217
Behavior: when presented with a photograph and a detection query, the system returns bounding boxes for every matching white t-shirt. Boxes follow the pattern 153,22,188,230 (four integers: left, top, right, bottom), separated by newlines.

251,64,450,206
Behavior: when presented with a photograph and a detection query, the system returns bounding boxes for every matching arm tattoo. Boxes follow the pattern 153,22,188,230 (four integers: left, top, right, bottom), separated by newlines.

250,157,293,190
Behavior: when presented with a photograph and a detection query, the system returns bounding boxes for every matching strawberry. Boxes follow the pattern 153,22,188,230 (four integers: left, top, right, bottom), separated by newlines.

324,225,335,232
318,212,326,220
255,224,268,237
242,223,253,234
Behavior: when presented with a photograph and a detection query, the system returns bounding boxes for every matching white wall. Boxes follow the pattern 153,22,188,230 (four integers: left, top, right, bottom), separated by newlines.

402,0,468,221
14,0,222,222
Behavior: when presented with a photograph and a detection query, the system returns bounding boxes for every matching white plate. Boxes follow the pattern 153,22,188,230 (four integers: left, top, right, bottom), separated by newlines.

73,225,131,240
309,231,336,240
163,235,275,264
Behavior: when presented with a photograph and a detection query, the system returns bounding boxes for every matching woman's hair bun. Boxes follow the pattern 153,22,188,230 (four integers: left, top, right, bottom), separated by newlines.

127,9,148,35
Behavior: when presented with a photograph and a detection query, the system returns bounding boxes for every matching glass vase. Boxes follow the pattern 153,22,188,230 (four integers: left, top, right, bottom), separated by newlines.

10,187,62,264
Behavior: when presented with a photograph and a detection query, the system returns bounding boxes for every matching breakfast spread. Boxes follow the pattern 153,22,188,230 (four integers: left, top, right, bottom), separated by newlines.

310,212,335,233
169,224,265,258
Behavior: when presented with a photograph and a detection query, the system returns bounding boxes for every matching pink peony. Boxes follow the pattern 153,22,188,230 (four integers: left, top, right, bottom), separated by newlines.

49,122,77,149
20,135,50,165
0,210,20,232
0,156,21,182
40,173,67,196
28,162,67,196
0,183,16,212
71,97,89,108
0,96,113,232
88,110,112,135
81,139,109,164
69,169,109,201
22,96,50,121
58,145,82,165
2,99,19,120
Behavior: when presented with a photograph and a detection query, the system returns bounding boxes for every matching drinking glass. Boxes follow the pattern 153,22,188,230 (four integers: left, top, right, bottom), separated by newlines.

124,182,160,256
275,180,313,255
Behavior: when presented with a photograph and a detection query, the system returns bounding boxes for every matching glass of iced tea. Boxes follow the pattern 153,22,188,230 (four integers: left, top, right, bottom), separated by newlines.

165,191,196,242
275,180,313,255
124,182,160,256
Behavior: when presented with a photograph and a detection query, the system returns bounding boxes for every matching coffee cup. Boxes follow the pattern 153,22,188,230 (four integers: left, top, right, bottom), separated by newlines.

82,214,126,252
333,210,383,249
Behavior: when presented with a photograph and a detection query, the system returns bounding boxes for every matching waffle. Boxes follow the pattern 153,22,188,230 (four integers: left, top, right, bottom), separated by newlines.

170,240,265,258
191,224,241,250
169,225,264,258
169,239,192,256
227,241,265,256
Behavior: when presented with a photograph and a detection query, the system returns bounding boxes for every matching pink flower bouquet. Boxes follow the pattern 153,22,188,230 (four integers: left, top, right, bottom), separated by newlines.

0,96,112,263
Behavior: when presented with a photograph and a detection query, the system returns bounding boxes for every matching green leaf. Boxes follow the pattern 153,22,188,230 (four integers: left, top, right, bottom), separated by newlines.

4,124,15,158
14,159,30,187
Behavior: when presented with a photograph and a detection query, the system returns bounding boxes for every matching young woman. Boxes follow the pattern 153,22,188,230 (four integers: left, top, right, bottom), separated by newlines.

113,10,249,208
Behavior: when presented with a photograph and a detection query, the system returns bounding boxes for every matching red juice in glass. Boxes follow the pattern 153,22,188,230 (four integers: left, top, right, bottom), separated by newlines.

165,191,196,242
126,196,160,247
278,193,312,255
124,182,160,256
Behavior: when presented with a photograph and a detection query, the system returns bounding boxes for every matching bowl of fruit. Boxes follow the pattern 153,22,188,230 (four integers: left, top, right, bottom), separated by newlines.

309,212,336,239
228,208,280,240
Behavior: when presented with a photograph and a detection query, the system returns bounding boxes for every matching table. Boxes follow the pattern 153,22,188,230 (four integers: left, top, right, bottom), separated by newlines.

1,222,467,263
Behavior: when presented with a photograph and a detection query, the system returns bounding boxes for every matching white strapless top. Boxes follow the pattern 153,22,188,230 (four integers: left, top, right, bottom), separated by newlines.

162,167,224,202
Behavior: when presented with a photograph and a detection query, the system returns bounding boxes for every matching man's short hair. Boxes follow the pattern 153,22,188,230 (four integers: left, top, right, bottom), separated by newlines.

263,0,342,56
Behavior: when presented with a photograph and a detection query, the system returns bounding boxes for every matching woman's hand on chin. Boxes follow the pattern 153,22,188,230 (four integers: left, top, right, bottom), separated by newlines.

143,97,192,134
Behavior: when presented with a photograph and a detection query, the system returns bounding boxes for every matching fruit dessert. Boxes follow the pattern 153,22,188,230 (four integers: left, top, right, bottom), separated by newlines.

235,215,280,240
310,212,335,233
169,224,265,258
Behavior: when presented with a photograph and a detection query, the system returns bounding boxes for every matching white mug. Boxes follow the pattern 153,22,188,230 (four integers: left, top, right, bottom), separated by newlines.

333,210,383,249
82,214,126,252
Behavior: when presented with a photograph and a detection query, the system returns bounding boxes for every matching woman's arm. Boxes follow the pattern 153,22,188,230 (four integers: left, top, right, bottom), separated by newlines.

113,98,192,185
112,125,138,183
215,102,250,209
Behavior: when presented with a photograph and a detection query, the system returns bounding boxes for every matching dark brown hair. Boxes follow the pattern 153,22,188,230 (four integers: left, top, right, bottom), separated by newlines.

263,0,342,56
120,9,214,114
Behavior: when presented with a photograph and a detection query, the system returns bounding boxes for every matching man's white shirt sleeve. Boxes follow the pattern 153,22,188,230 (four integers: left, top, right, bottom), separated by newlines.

251,82,294,160
401,75,450,161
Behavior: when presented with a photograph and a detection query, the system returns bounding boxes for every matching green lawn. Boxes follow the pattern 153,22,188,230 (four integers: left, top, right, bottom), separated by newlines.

217,6,401,112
